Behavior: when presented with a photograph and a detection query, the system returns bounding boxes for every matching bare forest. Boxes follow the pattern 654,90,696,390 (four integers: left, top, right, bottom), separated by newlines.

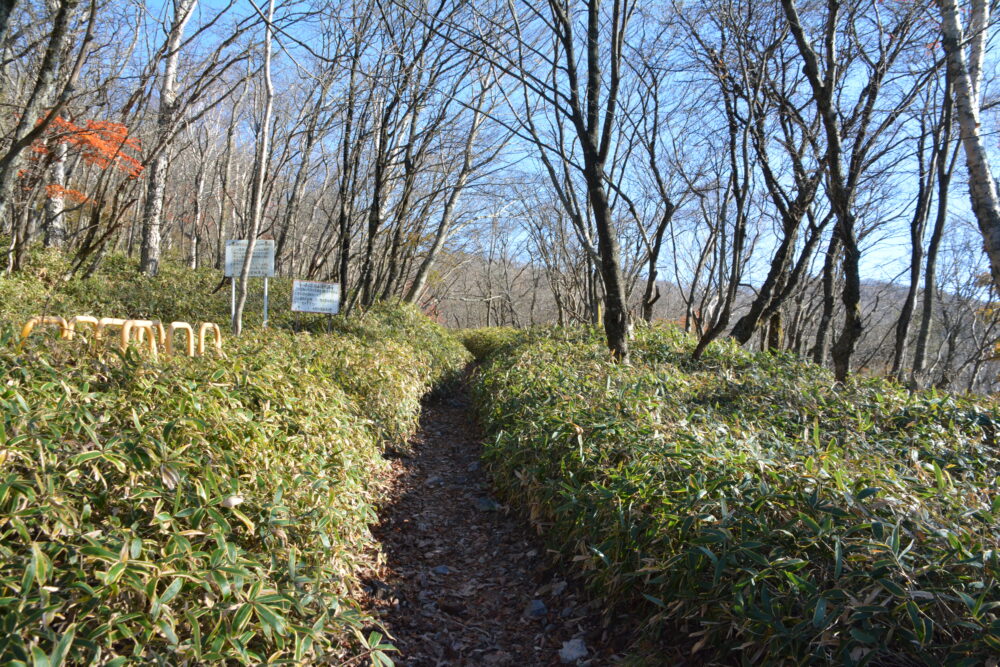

5,0,1000,392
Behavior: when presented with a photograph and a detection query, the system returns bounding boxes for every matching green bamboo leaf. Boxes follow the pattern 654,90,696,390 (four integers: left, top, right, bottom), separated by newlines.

798,513,822,535
156,619,178,645
103,562,126,585
186,610,203,661
850,627,877,644
812,597,828,628
69,451,104,465
31,646,50,667
642,593,666,608
834,539,843,579
31,543,51,587
49,626,75,667
233,603,253,632
159,578,183,605
958,591,978,616
856,487,880,501
255,604,287,636
129,538,143,560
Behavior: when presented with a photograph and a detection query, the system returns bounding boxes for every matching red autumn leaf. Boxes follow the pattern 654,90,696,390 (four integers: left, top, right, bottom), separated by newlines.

45,183,92,205
36,116,144,179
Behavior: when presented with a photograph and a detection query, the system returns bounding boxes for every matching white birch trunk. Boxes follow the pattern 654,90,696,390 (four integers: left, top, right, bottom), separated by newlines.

139,0,197,275
44,139,67,247
232,0,274,335
938,0,1000,290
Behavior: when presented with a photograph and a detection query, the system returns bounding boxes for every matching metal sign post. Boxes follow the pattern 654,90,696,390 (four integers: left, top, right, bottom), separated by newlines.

263,276,269,327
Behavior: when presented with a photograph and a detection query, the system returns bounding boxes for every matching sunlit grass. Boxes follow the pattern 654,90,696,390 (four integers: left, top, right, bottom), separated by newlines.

0,249,469,664
471,323,1000,664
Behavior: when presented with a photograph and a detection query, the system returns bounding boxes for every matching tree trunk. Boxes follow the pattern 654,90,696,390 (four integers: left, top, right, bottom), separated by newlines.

937,0,1000,292
189,159,206,269
781,0,864,381
140,0,197,276
359,108,390,308
640,207,671,323
892,108,942,378
44,140,68,247
585,169,631,361
0,0,80,270
913,159,953,386
232,0,274,336
405,104,484,303
730,229,797,344
830,225,862,381
811,231,840,365
215,84,246,269
275,86,326,273
766,311,783,352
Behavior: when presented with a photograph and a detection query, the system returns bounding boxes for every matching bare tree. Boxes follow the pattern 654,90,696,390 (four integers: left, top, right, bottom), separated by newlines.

233,0,274,336
139,0,197,276
1,0,95,272
936,0,1000,293
780,0,931,380
457,0,638,359
892,72,958,381
405,83,496,303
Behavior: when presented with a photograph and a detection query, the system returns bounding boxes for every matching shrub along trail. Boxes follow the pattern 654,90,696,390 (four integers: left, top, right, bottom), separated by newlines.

463,326,1000,663
363,380,625,666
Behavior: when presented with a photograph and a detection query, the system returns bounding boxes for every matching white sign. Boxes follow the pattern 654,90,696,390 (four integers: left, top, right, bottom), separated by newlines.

292,280,341,314
225,240,275,277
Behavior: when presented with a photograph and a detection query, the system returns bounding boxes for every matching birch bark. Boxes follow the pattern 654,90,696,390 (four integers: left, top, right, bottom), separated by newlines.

937,0,1000,291
44,140,68,247
232,0,274,336
139,0,197,276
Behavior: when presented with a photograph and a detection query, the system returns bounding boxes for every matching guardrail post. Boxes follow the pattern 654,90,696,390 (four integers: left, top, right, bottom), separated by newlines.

97,318,128,348
167,322,195,356
18,316,71,348
20,314,217,361
122,320,159,359
198,322,223,356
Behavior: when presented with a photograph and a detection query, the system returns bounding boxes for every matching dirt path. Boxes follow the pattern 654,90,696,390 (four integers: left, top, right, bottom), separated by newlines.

362,381,622,666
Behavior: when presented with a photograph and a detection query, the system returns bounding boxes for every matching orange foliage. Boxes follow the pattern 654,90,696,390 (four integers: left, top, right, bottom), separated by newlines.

36,116,143,178
44,184,92,205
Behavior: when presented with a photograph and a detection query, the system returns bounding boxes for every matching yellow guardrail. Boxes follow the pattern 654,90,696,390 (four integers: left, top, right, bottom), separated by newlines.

67,315,99,340
20,316,72,343
198,322,223,356
167,321,195,356
19,315,223,358
122,320,160,360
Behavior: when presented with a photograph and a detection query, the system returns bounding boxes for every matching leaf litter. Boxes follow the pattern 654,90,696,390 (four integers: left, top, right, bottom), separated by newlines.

362,381,631,666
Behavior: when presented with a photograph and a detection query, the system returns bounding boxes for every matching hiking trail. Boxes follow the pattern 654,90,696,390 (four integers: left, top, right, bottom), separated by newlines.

361,378,626,666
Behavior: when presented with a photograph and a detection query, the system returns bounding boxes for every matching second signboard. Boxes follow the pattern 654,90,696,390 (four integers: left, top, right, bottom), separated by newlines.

291,280,341,314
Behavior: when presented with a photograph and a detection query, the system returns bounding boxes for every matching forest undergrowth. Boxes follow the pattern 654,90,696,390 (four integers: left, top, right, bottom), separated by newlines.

0,248,469,664
6,244,1000,665
465,325,1000,664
